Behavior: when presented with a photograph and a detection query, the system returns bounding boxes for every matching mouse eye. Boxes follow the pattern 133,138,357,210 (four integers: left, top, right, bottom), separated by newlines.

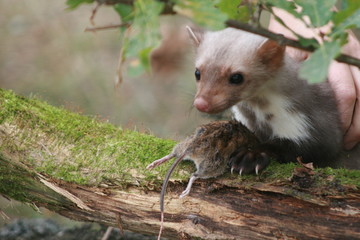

195,127,205,136
229,73,244,85
195,68,201,81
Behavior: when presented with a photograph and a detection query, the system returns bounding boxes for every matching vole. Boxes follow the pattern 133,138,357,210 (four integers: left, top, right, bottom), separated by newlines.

146,120,261,240
187,26,343,173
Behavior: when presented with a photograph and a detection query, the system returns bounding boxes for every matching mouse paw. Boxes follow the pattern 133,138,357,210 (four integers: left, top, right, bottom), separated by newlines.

179,175,198,198
229,149,270,175
179,189,191,199
146,154,175,170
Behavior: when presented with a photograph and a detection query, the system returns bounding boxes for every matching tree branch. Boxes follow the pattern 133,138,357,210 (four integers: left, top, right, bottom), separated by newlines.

84,23,130,32
226,20,360,68
89,1,360,68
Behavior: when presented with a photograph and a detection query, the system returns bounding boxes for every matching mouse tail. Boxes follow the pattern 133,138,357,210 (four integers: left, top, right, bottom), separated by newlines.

157,152,186,239
157,211,164,240
160,152,186,212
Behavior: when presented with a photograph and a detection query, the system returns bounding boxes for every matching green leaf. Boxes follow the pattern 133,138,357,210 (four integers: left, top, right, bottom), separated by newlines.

333,0,360,24
126,46,153,77
66,0,94,9
122,0,164,76
217,0,248,21
114,3,134,22
236,5,251,22
264,0,300,18
298,37,319,48
328,1,360,41
139,47,153,68
294,0,337,27
299,40,341,84
128,59,146,77
332,8,360,38
174,0,228,30
217,0,238,19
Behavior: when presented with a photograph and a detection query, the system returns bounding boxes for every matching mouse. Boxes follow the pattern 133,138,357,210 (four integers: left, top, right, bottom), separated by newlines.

146,120,263,239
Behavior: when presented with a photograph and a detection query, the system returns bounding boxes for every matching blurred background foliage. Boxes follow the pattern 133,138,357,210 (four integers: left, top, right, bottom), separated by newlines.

1,0,359,238
66,0,360,83
0,0,206,139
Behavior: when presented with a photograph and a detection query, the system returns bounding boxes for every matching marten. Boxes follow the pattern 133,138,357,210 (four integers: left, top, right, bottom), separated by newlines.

187,26,343,174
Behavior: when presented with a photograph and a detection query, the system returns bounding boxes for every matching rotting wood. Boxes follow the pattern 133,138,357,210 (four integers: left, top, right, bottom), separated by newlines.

1,159,359,240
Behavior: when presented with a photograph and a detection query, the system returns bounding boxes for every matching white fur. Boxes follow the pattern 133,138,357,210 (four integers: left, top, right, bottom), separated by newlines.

237,93,312,144
195,28,265,69
231,105,247,124
262,94,311,143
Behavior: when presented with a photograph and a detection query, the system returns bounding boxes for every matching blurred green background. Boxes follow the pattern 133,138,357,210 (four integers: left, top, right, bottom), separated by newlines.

0,0,208,231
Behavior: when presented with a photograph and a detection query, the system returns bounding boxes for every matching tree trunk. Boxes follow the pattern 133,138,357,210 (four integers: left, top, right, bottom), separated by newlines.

0,88,359,240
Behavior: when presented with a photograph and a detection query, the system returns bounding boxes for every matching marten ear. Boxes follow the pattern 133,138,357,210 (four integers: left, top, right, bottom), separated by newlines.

186,25,204,47
256,39,285,69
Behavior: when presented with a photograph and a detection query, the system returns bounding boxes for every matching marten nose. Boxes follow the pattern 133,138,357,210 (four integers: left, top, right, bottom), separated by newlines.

194,97,210,112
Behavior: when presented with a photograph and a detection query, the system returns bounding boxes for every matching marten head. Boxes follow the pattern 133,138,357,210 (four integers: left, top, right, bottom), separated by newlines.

186,27,285,114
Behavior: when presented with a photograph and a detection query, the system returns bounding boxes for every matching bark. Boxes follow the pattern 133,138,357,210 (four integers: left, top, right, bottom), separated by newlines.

0,89,360,240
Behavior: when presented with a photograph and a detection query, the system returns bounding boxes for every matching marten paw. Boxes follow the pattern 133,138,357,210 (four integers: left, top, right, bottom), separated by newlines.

229,149,270,175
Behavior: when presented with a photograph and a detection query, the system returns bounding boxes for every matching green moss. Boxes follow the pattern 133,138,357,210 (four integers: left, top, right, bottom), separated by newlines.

0,154,70,206
0,157,30,202
0,88,177,188
220,160,298,184
316,167,360,188
260,160,297,180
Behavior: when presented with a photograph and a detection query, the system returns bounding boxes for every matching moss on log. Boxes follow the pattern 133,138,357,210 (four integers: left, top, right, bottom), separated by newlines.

0,88,360,239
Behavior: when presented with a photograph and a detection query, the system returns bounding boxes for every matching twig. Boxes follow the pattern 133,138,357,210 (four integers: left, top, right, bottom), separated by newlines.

100,227,113,240
115,26,131,88
84,23,129,32
115,43,125,88
226,20,360,68
90,2,102,26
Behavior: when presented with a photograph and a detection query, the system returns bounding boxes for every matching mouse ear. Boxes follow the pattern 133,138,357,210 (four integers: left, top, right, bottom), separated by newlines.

186,25,204,47
256,38,285,69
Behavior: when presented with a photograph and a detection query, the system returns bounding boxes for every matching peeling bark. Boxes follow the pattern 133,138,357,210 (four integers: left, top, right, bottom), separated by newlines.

1,160,360,240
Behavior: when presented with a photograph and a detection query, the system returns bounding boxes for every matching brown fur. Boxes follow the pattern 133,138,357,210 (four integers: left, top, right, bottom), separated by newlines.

256,39,285,70
147,121,260,239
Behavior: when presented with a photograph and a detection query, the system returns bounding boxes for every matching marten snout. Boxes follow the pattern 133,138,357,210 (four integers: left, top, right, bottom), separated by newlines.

194,97,210,112
193,93,234,114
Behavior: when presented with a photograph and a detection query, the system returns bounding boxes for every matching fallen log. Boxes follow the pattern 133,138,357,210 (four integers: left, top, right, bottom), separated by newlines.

0,88,359,239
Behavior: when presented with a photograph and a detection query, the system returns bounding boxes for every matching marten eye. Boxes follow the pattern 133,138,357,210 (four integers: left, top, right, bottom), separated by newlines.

195,68,201,81
229,73,244,85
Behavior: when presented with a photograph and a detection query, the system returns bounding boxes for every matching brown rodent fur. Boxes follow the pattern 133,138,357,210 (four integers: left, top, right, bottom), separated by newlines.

147,120,262,240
